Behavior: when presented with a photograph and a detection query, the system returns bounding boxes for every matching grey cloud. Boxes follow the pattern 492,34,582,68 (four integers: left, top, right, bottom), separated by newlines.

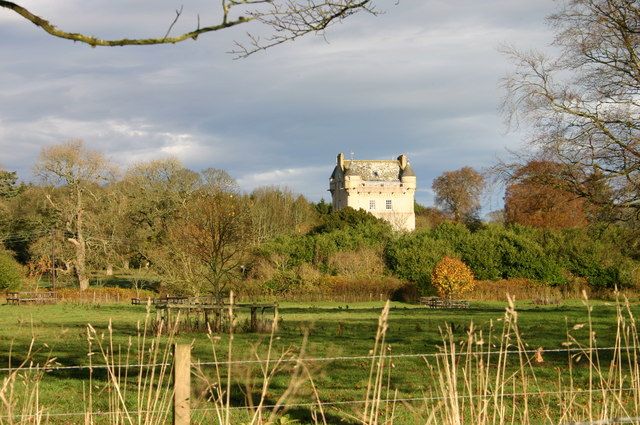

0,0,556,212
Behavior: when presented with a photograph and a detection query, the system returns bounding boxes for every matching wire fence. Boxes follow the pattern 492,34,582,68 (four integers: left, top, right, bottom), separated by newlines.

0,345,626,373
4,343,640,424
2,387,640,421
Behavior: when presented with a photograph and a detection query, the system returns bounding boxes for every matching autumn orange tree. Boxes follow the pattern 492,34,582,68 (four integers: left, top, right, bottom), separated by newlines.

504,161,590,229
431,256,474,300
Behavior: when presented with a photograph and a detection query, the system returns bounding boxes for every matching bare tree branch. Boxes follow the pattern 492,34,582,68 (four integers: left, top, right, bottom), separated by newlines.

0,0,375,53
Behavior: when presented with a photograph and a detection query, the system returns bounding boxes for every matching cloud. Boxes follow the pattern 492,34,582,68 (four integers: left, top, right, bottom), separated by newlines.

0,0,558,213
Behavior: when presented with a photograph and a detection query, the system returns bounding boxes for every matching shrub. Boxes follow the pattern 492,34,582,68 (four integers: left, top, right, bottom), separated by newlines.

311,207,392,237
496,229,564,283
429,222,471,250
255,235,315,268
431,256,475,299
458,232,503,280
326,247,386,277
0,250,23,290
317,275,405,301
467,225,565,284
537,228,637,288
385,231,454,293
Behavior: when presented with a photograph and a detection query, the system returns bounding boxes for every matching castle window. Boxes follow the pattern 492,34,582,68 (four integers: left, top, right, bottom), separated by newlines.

369,200,376,210
386,199,392,210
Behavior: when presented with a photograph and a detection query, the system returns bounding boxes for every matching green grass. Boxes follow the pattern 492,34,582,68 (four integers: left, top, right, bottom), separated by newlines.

0,299,636,423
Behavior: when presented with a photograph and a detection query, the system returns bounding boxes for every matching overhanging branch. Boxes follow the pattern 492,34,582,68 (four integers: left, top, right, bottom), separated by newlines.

0,0,374,52
0,0,251,46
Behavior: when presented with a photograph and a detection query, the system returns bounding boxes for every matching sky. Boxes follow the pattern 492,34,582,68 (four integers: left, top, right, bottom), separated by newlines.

0,0,558,212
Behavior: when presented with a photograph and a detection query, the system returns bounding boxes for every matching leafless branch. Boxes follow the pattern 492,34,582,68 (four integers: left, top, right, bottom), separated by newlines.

0,0,376,54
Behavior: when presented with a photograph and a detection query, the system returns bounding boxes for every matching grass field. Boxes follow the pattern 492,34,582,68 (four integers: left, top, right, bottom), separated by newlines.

1,298,638,424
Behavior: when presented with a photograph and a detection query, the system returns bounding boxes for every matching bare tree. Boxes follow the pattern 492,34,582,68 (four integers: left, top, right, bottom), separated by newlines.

160,187,251,299
432,167,485,222
0,0,376,56
34,140,115,290
502,0,640,217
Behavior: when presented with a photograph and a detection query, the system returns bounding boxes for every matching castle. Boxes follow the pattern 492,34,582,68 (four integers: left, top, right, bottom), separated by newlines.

329,153,416,231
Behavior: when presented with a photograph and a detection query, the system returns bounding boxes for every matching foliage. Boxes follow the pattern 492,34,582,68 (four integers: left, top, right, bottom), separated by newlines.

536,228,638,288
0,169,19,199
429,222,471,250
314,198,332,215
385,230,454,293
431,256,474,299
432,167,485,221
326,247,386,278
414,203,449,230
457,232,503,280
504,161,589,229
311,206,391,236
248,187,318,243
159,189,251,298
485,225,565,284
428,224,565,284
0,249,23,290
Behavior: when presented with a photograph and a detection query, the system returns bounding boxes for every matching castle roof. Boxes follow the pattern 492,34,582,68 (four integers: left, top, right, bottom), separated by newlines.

343,160,401,182
401,163,416,177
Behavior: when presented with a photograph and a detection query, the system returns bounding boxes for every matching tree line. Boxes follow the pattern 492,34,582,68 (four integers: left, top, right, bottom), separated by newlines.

1,138,638,300
0,140,318,297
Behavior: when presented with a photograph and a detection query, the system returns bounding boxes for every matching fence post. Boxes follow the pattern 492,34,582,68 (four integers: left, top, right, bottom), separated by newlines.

173,343,191,425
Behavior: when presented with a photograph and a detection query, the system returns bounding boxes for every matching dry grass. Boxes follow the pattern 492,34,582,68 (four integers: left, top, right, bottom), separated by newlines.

5,293,640,424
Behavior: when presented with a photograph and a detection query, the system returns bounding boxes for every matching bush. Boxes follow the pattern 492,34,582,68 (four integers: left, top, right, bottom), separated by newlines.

255,235,315,268
429,222,471,250
0,250,23,290
311,207,392,236
537,228,638,288
431,256,475,299
495,229,564,283
458,232,503,280
317,275,405,301
326,247,386,278
385,231,454,293
465,226,565,284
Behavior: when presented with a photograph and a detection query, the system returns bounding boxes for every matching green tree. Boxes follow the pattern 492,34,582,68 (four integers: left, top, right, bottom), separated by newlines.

0,170,18,199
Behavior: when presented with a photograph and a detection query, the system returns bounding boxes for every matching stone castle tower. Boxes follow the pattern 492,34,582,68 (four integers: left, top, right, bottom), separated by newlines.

329,153,416,231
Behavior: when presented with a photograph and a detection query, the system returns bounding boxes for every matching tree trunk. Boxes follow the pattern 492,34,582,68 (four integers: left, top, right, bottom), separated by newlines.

75,240,90,290
74,185,90,291
123,259,129,270
106,264,113,276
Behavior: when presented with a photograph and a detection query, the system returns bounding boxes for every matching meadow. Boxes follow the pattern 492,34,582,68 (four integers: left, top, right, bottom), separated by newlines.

2,296,639,424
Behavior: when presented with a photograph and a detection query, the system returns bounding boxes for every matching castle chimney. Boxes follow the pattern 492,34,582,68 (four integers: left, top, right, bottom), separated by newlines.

337,152,345,171
397,154,407,170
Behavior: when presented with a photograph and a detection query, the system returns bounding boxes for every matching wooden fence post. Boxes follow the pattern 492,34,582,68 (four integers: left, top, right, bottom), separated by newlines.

173,343,191,425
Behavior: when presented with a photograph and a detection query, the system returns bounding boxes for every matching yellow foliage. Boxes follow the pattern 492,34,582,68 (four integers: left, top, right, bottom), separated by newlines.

431,256,475,299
